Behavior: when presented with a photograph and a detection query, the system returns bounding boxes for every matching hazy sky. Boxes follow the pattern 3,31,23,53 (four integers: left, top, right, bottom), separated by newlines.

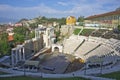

0,0,120,22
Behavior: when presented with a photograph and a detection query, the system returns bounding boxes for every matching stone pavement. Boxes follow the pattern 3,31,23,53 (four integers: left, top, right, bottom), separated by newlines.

0,67,117,80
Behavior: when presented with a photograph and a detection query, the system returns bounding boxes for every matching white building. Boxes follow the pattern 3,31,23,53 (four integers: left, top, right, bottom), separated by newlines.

35,25,55,48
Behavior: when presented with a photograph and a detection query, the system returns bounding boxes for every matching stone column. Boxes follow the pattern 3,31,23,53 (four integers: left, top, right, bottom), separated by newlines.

22,47,25,61
37,31,39,38
11,49,15,67
36,31,38,38
15,49,18,64
35,29,37,38
46,29,49,48
38,31,40,38
19,48,22,61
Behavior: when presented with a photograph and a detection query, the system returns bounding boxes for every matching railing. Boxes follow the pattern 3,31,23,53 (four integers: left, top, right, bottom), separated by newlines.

74,39,85,52
84,44,101,56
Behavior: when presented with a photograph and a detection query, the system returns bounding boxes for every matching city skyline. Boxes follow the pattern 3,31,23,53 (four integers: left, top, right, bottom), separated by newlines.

0,0,119,23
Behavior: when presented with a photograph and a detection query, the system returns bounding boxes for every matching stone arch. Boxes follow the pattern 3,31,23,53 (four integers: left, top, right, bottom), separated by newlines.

54,47,59,52
52,44,63,53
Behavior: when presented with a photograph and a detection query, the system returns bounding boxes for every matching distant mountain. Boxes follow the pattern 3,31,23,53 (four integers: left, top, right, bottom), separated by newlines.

17,18,29,23
116,7,120,11
0,17,18,24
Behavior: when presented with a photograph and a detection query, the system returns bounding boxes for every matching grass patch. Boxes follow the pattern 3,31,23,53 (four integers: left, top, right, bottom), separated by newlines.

1,76,90,80
81,29,95,36
73,28,95,36
99,71,120,80
0,71,8,75
74,28,81,35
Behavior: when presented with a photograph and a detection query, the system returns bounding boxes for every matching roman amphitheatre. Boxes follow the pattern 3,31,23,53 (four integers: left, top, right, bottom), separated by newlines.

1,25,120,80
0,15,120,80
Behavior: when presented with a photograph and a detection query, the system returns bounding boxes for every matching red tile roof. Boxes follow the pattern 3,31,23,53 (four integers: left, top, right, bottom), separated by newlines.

8,35,14,41
85,10,120,20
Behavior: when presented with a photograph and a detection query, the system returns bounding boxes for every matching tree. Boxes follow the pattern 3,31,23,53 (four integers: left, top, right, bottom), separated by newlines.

14,34,25,44
13,26,29,44
58,17,66,25
0,40,11,55
29,23,38,29
41,16,47,20
0,32,8,40
0,33,11,57
54,29,61,42
29,31,35,39
13,26,29,35
77,16,84,22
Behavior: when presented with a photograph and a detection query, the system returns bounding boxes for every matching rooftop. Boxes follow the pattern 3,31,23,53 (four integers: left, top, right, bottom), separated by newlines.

86,10,120,20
